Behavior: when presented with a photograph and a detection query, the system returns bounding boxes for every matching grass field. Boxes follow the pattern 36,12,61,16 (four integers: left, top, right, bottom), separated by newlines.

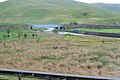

0,31,120,78
66,28,120,33
31,27,47,31
0,75,39,80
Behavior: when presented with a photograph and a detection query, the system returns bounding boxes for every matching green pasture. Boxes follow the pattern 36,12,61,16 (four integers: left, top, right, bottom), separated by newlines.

32,27,47,31
0,75,38,80
0,27,49,43
66,28,120,33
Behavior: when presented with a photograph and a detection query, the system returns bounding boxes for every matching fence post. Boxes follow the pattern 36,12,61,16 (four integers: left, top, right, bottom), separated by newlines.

18,73,22,80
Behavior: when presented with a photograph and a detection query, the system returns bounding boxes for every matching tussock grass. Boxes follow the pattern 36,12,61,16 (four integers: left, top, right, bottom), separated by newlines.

0,32,120,78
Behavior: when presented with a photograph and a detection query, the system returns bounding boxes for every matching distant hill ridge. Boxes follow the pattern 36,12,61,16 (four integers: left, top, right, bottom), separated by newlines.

0,0,120,24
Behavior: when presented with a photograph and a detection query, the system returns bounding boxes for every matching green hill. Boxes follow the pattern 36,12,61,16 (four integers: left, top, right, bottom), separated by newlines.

0,0,120,24
93,3,120,13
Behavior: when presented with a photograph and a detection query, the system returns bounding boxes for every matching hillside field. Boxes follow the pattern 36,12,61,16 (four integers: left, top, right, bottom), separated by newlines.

0,0,120,24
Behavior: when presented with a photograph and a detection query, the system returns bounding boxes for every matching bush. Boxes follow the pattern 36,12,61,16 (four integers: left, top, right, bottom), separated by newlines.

52,29,59,33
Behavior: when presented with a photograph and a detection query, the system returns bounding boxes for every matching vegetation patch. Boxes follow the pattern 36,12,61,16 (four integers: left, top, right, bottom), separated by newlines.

66,28,120,33
0,26,119,77
35,55,65,61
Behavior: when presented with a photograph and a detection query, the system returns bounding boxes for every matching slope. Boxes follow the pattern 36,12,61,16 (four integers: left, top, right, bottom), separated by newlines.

0,0,120,24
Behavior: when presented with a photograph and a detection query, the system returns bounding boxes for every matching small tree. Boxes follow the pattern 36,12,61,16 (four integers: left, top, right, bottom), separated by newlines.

7,27,10,34
6,27,11,37
69,21,78,25
2,33,7,47
73,21,78,25
83,12,88,16
17,31,23,40
52,29,59,33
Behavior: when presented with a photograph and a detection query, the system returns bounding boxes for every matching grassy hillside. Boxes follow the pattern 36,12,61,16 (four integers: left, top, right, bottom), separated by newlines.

0,0,120,24
93,3,120,13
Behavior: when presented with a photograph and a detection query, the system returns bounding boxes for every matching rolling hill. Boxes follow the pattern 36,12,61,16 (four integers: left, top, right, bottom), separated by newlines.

0,0,120,24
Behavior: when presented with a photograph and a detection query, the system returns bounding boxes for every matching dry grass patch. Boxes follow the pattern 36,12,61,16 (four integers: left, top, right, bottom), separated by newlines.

0,33,120,78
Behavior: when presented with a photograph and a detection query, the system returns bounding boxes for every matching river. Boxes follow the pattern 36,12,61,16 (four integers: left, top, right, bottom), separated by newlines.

43,27,84,36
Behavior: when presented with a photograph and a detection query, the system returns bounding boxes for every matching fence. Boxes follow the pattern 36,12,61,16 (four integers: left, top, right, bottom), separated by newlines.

64,24,120,29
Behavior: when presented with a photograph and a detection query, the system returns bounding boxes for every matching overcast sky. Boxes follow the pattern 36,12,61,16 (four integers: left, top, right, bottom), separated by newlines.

0,0,120,4
0,0,7,2
74,0,120,4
